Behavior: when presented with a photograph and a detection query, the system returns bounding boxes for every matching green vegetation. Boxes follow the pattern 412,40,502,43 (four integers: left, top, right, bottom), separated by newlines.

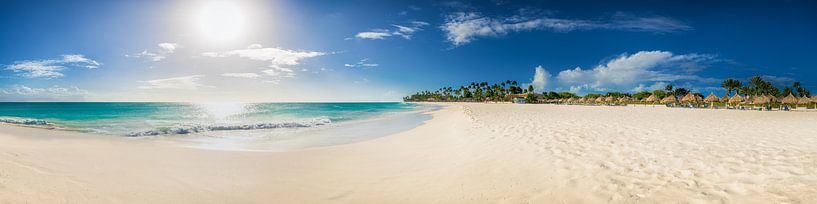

403,76,814,107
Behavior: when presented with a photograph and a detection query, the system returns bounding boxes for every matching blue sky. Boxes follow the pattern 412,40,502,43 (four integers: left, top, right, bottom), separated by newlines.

1,0,816,101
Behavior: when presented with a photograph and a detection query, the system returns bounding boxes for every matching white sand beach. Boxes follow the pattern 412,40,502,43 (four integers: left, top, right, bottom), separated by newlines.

2,103,817,203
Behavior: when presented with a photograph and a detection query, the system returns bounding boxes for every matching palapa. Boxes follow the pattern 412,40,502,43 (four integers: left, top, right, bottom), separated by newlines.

661,96,677,104
704,93,720,103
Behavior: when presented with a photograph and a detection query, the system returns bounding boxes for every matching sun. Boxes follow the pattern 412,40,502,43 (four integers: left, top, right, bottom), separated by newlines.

196,0,246,44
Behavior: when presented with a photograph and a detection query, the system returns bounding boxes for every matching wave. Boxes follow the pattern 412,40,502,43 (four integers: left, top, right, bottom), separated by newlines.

0,117,49,126
126,118,332,137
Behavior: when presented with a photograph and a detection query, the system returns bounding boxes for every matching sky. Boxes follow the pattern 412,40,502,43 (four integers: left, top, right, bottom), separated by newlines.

1,0,816,102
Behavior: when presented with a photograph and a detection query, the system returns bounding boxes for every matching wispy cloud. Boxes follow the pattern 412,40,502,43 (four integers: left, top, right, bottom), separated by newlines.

127,42,180,62
0,85,89,101
203,44,326,66
441,12,692,46
221,72,261,78
137,75,210,90
354,21,429,40
344,58,379,68
525,51,718,94
4,54,101,78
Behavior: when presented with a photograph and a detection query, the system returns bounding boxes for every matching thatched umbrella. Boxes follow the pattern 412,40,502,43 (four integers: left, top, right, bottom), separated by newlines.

704,93,720,103
781,93,797,110
661,96,677,104
754,95,770,109
781,93,798,104
797,96,811,106
680,93,699,103
618,96,629,103
645,94,658,103
721,94,730,102
728,93,743,104
704,93,720,108
604,96,615,103
595,97,604,104
578,97,587,103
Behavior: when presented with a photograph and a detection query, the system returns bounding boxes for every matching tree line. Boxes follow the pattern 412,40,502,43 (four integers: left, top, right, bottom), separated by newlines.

403,76,812,103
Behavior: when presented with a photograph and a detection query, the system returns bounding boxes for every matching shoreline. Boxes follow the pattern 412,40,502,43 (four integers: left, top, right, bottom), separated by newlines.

2,103,816,203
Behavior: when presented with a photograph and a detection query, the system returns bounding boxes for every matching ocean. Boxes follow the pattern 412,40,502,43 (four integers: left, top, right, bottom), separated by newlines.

0,102,430,150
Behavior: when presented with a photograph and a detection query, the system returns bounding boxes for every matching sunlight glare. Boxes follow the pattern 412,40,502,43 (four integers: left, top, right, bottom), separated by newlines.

196,0,245,44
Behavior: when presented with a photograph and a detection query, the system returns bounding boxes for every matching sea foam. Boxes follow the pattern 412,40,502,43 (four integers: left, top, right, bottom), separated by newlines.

0,117,49,126
126,117,332,136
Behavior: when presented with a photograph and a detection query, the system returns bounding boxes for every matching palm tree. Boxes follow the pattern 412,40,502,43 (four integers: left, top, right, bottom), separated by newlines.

721,79,741,96
664,84,674,92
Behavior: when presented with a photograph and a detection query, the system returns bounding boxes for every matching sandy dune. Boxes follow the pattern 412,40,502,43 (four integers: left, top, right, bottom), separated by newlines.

1,104,816,203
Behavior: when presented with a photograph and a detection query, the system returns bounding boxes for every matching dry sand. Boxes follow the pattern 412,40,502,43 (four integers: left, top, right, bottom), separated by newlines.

1,103,816,203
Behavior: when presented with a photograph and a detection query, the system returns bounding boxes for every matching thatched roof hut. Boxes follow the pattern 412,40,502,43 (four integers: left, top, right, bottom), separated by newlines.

680,93,701,103
660,96,677,104
618,96,630,103
721,94,730,102
781,93,798,104
704,93,720,103
578,97,587,103
604,96,615,103
753,95,770,104
812,95,817,103
645,94,658,103
595,97,605,103
797,96,811,105
728,93,743,103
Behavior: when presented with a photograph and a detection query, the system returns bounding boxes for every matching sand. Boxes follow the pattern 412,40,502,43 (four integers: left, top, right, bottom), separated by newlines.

1,103,816,203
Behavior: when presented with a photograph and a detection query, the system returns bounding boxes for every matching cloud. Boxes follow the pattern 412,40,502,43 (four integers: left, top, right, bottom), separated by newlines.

0,85,89,101
221,73,261,78
137,75,210,90
203,44,326,66
127,42,180,61
344,58,379,68
524,65,551,92
4,54,101,78
525,51,718,94
441,12,692,46
355,21,429,40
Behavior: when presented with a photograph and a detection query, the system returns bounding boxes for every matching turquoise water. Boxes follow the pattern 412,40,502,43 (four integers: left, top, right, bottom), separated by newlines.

0,102,420,136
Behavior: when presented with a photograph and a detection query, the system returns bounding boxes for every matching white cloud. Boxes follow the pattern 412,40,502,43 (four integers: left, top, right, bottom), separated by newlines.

0,85,89,101
221,73,261,78
344,58,379,68
441,12,692,46
355,21,429,40
137,75,210,90
355,31,392,40
4,54,101,78
127,42,180,61
524,65,551,92
203,44,326,66
525,51,718,94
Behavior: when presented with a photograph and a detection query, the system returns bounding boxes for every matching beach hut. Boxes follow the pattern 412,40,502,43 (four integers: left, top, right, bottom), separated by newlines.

704,93,720,108
781,93,797,110
728,93,743,104
797,96,811,108
645,94,658,104
660,96,677,104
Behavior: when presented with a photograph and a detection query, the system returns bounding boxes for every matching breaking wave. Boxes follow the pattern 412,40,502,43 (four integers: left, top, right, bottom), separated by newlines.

0,117,49,126
126,118,332,137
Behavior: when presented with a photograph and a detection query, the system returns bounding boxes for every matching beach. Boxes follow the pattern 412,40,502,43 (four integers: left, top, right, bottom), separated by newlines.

2,103,817,203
